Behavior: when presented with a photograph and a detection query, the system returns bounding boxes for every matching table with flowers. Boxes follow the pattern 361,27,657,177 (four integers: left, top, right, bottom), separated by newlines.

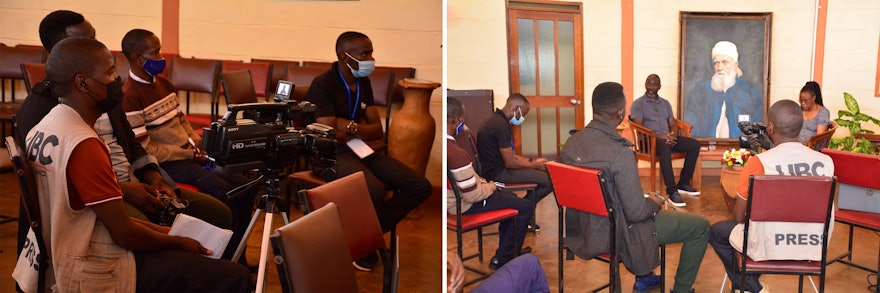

719,148,752,211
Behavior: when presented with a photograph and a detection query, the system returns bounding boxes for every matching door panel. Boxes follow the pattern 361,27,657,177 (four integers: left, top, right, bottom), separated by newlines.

508,4,583,160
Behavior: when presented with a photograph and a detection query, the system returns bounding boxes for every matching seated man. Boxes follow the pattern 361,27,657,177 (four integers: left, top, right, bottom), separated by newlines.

448,252,549,293
560,82,709,293
15,10,231,248
709,100,835,293
120,29,255,260
447,98,533,270
476,93,552,230
15,37,249,292
630,74,701,207
307,31,431,271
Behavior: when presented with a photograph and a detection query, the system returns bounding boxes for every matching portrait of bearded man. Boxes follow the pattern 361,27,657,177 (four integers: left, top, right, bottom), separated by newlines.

683,41,763,138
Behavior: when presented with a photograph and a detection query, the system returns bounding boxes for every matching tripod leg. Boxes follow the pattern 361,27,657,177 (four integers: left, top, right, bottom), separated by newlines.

255,211,274,293
232,208,263,263
280,212,290,225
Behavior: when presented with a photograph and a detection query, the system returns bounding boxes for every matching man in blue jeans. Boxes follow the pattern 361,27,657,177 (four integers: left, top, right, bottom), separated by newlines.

561,82,709,293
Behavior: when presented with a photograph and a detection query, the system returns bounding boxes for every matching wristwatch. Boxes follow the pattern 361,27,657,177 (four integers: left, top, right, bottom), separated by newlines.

347,120,358,134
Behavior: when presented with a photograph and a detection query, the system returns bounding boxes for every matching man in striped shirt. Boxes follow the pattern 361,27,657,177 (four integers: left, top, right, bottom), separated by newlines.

447,98,533,270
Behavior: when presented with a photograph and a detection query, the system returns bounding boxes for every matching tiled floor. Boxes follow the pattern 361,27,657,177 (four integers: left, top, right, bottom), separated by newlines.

449,176,880,293
0,168,443,292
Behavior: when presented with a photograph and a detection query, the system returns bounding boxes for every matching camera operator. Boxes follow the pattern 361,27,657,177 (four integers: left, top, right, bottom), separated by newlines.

709,100,835,293
307,31,431,271
120,29,256,263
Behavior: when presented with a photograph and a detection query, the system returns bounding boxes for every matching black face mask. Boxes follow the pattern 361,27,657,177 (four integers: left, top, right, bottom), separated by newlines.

90,76,124,113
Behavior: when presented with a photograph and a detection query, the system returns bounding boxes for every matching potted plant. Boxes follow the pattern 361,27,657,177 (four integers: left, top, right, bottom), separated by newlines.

830,92,880,155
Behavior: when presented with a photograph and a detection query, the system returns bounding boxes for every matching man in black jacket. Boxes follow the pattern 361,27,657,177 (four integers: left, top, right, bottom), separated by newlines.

559,82,709,293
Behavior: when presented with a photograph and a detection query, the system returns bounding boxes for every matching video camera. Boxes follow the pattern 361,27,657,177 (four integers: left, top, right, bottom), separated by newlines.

200,101,337,179
738,121,773,153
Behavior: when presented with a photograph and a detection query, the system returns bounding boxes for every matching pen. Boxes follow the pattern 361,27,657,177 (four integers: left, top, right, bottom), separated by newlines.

188,138,197,149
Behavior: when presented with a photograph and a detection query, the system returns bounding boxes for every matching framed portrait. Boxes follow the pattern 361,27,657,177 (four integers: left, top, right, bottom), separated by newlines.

678,12,772,142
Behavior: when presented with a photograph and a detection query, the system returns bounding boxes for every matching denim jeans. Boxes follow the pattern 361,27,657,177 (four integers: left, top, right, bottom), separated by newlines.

709,219,763,292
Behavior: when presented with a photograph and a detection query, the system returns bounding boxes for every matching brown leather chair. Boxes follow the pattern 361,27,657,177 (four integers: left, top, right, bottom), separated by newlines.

112,52,131,85
270,202,358,292
806,122,838,151
301,60,333,68
20,63,45,95
284,64,327,101
251,58,298,98
168,57,221,125
0,44,46,103
221,61,272,101
220,69,258,108
724,175,837,293
629,118,698,193
298,171,397,293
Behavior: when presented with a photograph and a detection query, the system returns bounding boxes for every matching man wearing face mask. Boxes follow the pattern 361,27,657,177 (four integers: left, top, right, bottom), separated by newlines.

15,36,250,293
307,31,431,271
120,29,256,263
14,11,232,268
476,93,553,232
447,98,533,270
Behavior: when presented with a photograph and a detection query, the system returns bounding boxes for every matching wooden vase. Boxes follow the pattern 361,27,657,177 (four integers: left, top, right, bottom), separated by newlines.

387,78,440,175
719,165,742,212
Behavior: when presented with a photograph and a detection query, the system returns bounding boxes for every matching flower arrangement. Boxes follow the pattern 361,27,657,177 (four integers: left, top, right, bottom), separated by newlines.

722,148,752,167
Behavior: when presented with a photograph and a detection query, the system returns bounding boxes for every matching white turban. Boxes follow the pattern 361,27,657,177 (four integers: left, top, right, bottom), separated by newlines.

712,41,738,61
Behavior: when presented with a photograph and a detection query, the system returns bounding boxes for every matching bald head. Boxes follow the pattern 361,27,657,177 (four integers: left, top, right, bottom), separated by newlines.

46,37,111,96
768,100,803,139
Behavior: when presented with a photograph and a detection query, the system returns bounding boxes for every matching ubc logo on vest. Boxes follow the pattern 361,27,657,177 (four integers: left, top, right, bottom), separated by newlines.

772,162,827,176
25,130,59,166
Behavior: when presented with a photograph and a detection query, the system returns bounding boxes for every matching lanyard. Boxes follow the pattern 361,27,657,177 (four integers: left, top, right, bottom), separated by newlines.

337,69,360,120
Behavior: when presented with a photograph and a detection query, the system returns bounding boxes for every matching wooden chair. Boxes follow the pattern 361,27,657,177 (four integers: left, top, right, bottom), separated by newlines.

806,122,838,151
5,136,47,292
446,169,519,287
112,52,131,86
20,63,46,94
546,161,665,293
167,56,221,122
297,172,397,293
727,175,837,293
271,202,359,292
629,118,698,193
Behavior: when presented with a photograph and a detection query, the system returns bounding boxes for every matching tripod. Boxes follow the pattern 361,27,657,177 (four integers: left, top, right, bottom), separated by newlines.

227,168,289,293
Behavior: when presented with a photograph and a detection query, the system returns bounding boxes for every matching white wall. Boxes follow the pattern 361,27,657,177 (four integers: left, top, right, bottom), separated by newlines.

447,0,880,139
0,0,444,186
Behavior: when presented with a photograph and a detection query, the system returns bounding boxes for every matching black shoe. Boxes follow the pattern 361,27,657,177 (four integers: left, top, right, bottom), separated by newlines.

677,184,701,196
668,191,687,207
519,246,532,254
528,223,541,232
488,256,509,270
353,252,378,272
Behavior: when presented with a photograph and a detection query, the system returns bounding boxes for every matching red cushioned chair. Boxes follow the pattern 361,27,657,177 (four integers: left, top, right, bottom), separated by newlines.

546,161,666,293
250,58,298,100
446,169,519,287
728,175,837,293
823,148,880,292
20,63,45,95
0,44,46,103
297,172,397,293
219,61,272,102
284,64,327,102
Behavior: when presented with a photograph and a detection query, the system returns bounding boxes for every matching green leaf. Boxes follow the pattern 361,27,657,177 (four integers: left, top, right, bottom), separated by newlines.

844,92,860,113
830,138,842,150
843,136,854,151
836,119,852,128
838,110,853,118
855,113,874,122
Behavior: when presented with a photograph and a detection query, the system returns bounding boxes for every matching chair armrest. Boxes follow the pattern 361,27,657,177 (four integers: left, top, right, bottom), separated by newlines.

675,119,692,137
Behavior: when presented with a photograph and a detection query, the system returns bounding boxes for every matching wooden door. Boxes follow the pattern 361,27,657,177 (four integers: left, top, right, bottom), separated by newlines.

507,1,584,160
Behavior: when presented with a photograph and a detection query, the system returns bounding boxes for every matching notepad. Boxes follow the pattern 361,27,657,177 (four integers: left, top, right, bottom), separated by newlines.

169,214,233,259
346,138,375,159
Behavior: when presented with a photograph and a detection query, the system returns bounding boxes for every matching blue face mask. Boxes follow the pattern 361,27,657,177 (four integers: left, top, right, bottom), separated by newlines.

142,56,166,76
345,52,375,78
509,107,525,126
454,121,465,136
